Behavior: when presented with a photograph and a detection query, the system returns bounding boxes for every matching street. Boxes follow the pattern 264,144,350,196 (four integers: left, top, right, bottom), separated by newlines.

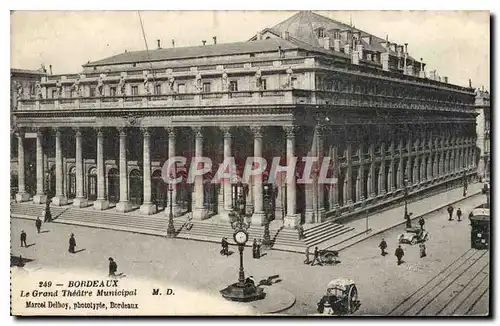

10,194,489,316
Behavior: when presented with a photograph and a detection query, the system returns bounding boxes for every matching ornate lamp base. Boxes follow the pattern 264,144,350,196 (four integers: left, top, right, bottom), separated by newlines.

220,282,265,302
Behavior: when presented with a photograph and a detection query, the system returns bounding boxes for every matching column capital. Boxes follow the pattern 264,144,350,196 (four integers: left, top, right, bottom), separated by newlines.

220,126,232,138
283,125,296,139
192,127,203,138
14,127,25,138
34,127,43,138
72,127,83,137
94,127,104,137
250,126,263,138
117,127,127,137
52,127,62,137
165,127,176,138
140,127,151,137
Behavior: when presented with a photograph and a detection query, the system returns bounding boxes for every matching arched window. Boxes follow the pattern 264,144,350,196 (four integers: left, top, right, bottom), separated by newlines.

68,166,76,199
88,167,97,200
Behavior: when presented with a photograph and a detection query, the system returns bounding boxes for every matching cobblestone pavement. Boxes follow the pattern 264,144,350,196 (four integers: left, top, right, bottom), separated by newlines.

10,194,488,316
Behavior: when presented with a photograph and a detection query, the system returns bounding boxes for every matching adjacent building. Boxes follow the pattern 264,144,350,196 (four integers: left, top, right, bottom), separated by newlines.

12,11,478,228
475,88,490,180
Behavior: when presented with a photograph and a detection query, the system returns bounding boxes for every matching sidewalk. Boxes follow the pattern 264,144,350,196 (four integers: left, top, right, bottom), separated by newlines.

323,182,484,251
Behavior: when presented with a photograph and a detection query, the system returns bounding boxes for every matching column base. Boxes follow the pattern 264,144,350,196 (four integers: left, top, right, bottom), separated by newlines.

192,207,208,220
245,204,254,216
15,192,30,203
140,202,157,215
93,199,109,210
165,204,182,217
73,197,89,208
317,208,327,222
51,195,68,206
284,214,300,228
33,194,47,205
274,208,284,221
251,211,266,226
304,210,315,224
115,201,133,213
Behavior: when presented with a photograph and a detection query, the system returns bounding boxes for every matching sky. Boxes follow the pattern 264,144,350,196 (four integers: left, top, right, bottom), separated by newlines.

10,10,490,89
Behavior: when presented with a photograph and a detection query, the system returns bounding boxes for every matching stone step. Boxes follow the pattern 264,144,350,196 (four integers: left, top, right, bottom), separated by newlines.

303,223,344,239
305,226,355,248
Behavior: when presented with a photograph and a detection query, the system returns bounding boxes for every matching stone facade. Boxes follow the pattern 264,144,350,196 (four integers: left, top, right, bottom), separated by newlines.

11,11,478,227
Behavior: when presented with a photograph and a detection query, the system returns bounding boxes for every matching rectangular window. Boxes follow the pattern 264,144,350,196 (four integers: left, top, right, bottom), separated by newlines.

51,89,57,98
110,87,117,97
89,86,96,97
154,84,161,95
131,85,138,96
261,79,267,90
178,84,186,93
229,81,238,92
202,82,211,93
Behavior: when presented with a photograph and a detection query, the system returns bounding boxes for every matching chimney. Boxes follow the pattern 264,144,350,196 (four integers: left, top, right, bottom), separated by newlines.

323,36,330,50
333,39,341,52
419,58,426,78
482,85,484,91
469,79,472,88
381,52,390,71
172,39,175,48
443,76,448,83
404,43,408,54
49,65,53,75
213,36,217,44
256,31,262,40
281,31,289,40
403,43,408,71
202,40,206,46
157,39,161,49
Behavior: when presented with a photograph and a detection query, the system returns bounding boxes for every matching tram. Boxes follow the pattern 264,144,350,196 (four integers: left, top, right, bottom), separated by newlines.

469,206,490,250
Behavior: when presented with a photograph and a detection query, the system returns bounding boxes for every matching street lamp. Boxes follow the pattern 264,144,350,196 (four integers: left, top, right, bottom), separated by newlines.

262,182,274,248
220,194,264,302
166,184,176,237
403,178,409,220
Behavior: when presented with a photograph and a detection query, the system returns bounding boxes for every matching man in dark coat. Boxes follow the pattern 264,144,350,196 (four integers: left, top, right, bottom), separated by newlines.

35,217,42,233
44,200,52,222
419,243,427,258
221,237,228,256
20,230,27,247
379,238,388,256
311,246,323,266
252,239,258,259
395,245,404,265
456,208,462,222
68,233,76,253
447,205,454,221
418,217,425,231
108,257,118,277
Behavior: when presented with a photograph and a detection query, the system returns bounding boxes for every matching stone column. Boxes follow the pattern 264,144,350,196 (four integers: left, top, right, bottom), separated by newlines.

274,173,285,222
15,129,30,202
357,145,365,202
94,128,109,210
283,126,299,228
412,139,420,185
73,128,88,208
192,127,207,220
165,127,180,216
116,127,132,213
140,128,156,215
397,138,404,190
304,127,316,223
329,143,340,211
388,139,395,193
33,129,47,204
219,127,233,222
250,126,265,225
378,142,386,195
316,126,326,221
368,143,376,198
345,142,353,206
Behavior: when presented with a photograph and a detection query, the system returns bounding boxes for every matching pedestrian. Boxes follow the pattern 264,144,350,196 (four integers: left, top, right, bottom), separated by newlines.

297,224,305,240
447,205,454,221
252,239,258,259
418,216,425,231
456,208,462,222
419,243,427,258
108,257,118,277
256,239,262,259
395,245,404,265
68,233,76,253
405,212,413,229
220,237,228,256
304,246,310,264
311,246,323,266
35,216,42,233
20,230,27,247
379,238,388,256
44,200,52,222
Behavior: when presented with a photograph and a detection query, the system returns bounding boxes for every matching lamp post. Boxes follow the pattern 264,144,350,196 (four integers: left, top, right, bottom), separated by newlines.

166,184,176,237
403,178,409,220
262,182,274,248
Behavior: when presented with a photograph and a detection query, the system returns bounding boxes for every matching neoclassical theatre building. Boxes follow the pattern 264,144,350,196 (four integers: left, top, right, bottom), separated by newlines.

12,11,478,228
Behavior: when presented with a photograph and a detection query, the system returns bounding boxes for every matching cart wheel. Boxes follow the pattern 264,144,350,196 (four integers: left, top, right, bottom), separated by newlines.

324,253,335,265
348,285,358,313
411,237,417,245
